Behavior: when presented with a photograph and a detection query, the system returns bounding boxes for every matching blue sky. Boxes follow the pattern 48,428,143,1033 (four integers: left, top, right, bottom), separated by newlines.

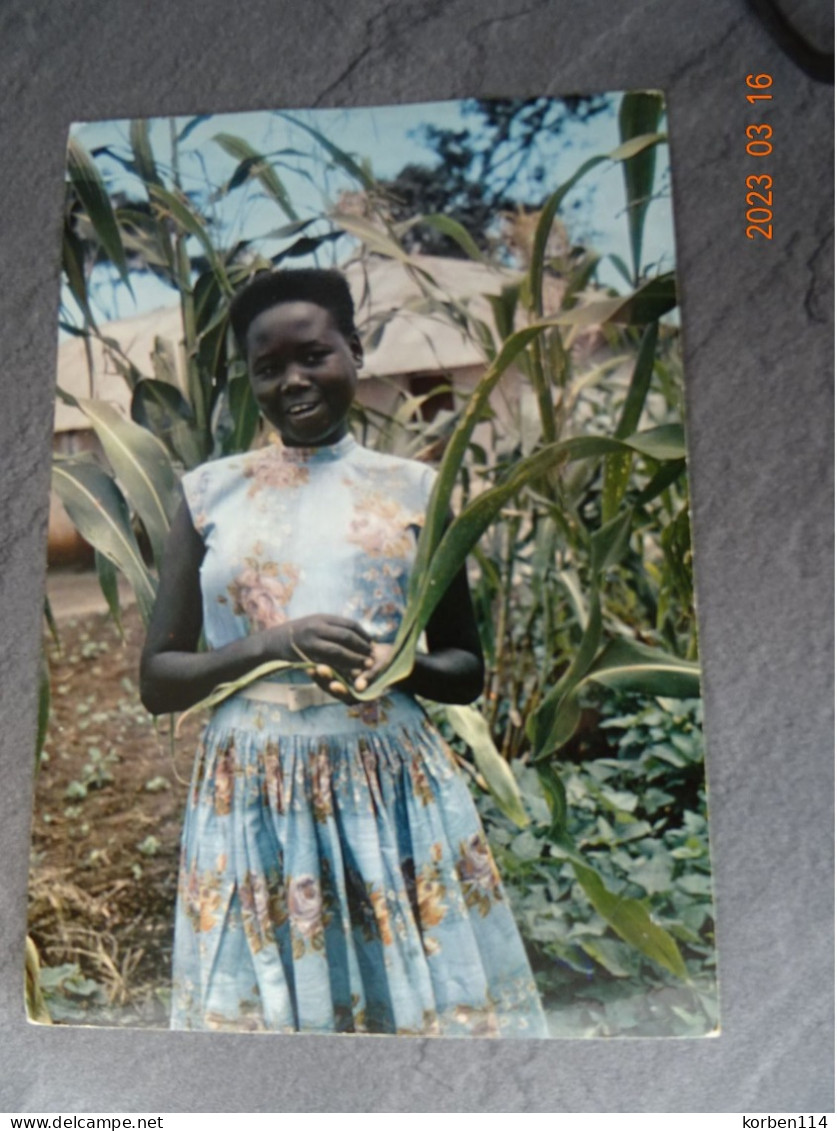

68,95,676,325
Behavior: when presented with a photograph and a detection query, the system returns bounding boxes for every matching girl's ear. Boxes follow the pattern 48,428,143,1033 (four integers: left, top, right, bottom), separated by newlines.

349,331,364,369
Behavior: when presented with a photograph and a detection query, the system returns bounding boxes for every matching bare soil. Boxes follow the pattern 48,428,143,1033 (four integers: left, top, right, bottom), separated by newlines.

28,602,206,1027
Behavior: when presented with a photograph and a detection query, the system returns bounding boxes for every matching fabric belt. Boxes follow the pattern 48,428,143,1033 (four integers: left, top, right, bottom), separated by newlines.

240,679,337,711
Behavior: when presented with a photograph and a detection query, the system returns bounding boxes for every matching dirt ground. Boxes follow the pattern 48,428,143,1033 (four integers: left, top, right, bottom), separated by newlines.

28,593,206,1027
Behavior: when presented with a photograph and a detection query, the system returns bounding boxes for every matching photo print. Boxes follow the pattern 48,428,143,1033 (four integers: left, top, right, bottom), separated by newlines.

27,92,718,1039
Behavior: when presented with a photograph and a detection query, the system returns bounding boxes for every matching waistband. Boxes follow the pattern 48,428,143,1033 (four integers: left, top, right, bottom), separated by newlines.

239,679,338,711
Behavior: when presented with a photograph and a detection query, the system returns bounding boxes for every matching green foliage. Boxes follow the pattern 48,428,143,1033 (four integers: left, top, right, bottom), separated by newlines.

64,747,119,800
446,704,528,828
35,654,51,767
51,456,157,623
66,137,132,289
37,962,108,1024
474,692,716,1037
618,92,665,283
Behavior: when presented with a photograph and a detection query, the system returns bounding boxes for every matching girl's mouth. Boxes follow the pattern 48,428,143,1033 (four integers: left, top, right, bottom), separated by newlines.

286,401,320,417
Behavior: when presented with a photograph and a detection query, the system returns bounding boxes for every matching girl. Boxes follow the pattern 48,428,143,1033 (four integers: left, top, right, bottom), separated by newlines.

141,268,547,1038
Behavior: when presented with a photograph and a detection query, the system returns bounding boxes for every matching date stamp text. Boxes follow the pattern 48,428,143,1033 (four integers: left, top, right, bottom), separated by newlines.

745,73,774,240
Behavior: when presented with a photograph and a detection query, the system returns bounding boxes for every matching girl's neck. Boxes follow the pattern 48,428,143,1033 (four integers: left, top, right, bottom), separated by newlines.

273,431,357,463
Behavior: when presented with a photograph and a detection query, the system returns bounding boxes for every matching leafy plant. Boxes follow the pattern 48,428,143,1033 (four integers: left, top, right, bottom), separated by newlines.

472,691,716,1037
37,962,108,1024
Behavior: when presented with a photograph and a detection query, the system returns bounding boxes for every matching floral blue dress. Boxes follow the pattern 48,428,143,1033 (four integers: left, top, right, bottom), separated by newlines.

171,433,547,1037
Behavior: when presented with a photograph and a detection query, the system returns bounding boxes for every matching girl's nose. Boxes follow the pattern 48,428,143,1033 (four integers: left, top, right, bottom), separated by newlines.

281,366,310,390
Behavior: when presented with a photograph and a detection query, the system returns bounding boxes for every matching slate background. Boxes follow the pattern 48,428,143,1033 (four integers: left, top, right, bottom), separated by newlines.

0,0,832,1113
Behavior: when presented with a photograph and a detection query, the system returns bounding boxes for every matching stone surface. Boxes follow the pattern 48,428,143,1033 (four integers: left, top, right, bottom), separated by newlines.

0,0,832,1113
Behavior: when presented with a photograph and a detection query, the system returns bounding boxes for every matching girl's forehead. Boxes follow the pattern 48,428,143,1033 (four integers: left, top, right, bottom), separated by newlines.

248,301,338,346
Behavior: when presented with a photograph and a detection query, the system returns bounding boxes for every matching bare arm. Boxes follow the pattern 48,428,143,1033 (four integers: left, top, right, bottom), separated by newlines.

140,502,258,714
140,501,374,715
395,560,485,704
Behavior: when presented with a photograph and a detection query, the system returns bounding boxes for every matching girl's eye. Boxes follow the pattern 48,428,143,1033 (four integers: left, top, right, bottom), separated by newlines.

303,350,328,366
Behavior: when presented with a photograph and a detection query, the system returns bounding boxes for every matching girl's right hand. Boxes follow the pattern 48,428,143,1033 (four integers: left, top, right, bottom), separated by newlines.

259,615,374,684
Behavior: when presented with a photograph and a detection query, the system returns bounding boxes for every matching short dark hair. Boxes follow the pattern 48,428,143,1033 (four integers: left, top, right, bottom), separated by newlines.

229,268,357,352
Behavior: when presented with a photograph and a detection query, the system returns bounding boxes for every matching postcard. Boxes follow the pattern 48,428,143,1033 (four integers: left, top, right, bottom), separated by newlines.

27,93,719,1042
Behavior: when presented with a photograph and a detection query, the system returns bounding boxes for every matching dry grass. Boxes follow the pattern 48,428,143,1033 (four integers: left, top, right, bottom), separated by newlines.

27,603,197,1027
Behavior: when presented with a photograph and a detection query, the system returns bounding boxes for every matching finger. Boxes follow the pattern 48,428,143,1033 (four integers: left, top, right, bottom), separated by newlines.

327,679,356,703
295,637,368,671
308,638,372,668
321,633,370,660
363,645,394,684
308,671,349,701
315,641,376,671
365,655,398,684
321,616,373,641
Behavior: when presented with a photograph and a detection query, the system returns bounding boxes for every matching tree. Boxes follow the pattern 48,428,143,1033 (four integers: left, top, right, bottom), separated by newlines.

379,96,609,259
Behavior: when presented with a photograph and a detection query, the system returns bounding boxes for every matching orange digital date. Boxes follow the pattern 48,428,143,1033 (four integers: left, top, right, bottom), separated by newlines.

746,76,773,240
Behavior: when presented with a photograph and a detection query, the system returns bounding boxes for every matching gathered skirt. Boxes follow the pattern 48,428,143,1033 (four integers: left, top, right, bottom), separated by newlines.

170,688,547,1038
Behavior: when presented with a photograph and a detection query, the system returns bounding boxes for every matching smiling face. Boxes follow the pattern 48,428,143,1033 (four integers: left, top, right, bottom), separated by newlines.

246,301,362,447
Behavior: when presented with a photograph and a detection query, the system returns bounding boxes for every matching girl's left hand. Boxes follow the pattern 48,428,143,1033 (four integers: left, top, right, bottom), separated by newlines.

307,642,393,702
352,642,394,693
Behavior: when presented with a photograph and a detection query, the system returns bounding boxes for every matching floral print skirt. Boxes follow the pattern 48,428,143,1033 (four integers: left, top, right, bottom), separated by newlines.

170,689,547,1038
